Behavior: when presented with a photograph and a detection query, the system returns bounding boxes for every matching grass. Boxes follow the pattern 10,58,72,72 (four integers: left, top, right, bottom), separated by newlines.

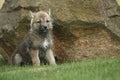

0,55,7,65
0,0,4,9
116,0,120,5
0,57,120,80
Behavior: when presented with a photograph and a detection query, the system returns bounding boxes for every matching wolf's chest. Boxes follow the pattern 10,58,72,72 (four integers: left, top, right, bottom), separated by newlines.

33,38,49,49
43,39,49,48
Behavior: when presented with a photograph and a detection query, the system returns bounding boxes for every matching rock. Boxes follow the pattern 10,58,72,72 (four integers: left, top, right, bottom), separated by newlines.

0,0,120,63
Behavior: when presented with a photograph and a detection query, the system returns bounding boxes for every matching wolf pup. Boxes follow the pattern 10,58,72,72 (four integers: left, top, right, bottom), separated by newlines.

12,10,56,66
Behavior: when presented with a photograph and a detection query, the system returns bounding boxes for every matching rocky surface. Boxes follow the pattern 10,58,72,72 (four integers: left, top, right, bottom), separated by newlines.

0,0,120,63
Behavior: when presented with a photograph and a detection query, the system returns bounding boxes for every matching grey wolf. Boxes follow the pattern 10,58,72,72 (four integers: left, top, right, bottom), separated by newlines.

12,10,56,66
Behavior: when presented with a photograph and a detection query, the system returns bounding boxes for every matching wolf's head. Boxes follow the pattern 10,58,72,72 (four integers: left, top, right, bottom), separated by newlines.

30,10,53,34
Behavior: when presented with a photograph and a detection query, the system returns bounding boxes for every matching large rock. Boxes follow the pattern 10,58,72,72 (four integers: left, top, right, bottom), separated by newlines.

0,0,120,63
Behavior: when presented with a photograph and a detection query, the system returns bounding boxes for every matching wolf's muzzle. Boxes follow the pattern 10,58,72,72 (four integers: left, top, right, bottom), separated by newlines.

39,25,48,33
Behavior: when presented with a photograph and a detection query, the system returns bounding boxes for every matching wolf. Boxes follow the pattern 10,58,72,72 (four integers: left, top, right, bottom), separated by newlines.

11,10,56,66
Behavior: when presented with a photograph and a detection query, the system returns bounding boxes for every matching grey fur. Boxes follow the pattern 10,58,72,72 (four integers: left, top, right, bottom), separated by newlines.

12,11,56,66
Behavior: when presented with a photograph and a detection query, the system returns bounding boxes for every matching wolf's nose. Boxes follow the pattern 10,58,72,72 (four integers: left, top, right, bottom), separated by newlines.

42,26,47,29
44,26,47,29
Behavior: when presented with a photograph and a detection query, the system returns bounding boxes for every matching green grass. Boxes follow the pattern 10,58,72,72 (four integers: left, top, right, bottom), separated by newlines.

0,55,7,65
116,0,120,5
0,0,4,9
0,57,120,80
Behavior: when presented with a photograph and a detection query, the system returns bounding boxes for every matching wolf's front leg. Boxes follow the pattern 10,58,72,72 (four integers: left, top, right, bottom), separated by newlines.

29,49,40,66
13,53,22,66
45,49,56,65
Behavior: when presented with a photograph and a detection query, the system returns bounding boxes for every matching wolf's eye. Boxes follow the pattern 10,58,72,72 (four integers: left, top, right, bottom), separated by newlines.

46,20,50,23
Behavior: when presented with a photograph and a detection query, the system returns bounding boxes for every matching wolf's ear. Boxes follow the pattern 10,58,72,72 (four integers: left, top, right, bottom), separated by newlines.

29,11,34,18
48,9,51,16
